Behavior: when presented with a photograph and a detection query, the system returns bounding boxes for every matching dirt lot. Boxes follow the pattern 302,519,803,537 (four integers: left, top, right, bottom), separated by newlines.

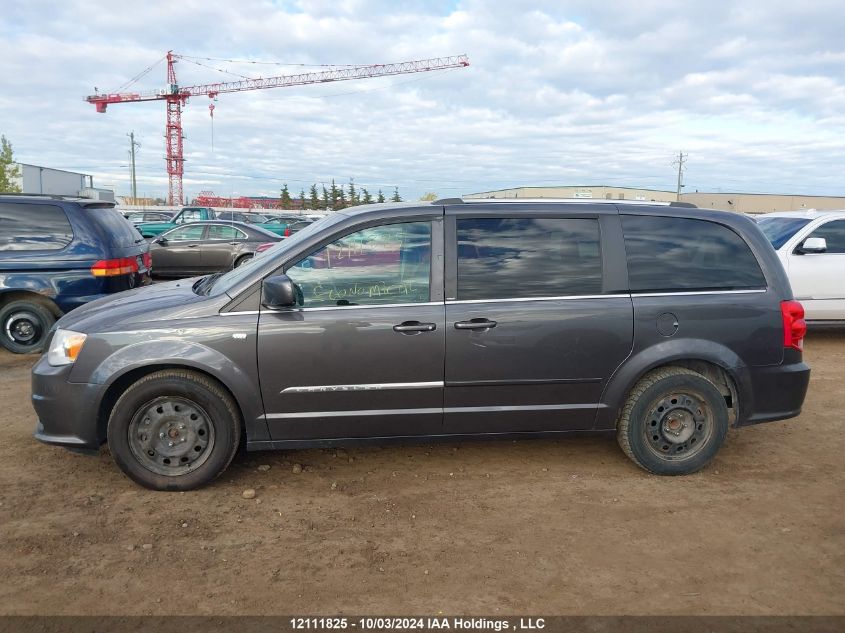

0,333,843,616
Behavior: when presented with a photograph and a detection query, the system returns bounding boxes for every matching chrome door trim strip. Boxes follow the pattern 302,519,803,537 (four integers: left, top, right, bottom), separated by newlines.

266,408,442,419
266,403,602,419
281,381,444,394
443,404,601,413
631,289,767,298
445,294,629,305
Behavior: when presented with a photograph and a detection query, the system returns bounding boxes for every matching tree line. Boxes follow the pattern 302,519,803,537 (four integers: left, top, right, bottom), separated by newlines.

0,135,21,193
279,179,402,210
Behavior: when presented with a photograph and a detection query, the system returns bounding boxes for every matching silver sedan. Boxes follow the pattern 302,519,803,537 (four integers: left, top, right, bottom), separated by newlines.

149,221,281,277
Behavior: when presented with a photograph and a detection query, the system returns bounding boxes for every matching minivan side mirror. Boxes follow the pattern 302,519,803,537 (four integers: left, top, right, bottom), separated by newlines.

799,236,827,254
155,237,168,246
262,274,298,309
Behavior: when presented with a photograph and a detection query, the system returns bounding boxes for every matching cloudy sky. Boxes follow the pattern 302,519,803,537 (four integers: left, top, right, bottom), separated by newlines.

2,0,845,202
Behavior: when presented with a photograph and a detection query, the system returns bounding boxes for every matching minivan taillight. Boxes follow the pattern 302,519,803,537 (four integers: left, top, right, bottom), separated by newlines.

284,226,292,237
142,252,152,270
91,257,140,277
781,300,806,351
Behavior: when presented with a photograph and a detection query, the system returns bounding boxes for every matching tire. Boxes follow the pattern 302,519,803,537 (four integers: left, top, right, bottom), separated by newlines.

0,299,56,354
234,254,253,268
107,369,241,491
617,366,729,475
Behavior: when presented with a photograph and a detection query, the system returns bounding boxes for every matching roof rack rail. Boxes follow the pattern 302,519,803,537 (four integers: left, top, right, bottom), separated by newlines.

669,201,698,208
431,197,464,205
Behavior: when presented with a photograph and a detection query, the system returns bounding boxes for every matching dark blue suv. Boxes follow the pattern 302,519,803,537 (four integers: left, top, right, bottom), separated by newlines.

0,195,151,353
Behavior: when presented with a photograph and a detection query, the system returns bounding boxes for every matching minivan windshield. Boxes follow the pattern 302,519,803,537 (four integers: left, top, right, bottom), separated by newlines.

756,216,812,249
206,213,341,296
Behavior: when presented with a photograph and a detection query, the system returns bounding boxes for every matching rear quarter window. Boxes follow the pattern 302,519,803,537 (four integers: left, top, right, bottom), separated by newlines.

86,206,143,248
0,202,73,251
622,215,766,292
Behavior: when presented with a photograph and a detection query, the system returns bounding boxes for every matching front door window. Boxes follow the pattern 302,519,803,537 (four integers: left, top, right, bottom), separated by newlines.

285,222,431,308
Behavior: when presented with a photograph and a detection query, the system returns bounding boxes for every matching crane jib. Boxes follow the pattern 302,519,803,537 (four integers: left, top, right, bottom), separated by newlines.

84,51,470,205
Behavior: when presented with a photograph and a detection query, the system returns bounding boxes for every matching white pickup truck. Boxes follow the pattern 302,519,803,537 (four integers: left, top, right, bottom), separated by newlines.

757,210,845,323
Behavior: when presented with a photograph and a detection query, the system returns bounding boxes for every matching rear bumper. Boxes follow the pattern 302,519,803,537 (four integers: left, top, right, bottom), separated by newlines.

53,271,152,314
739,360,811,426
31,355,105,451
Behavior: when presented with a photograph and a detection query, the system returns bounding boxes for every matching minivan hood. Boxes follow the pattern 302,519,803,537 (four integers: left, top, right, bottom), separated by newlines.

56,278,228,333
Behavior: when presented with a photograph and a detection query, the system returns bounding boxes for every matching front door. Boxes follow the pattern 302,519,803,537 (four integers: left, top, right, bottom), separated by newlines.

443,210,634,434
258,218,446,440
153,224,207,275
787,219,845,321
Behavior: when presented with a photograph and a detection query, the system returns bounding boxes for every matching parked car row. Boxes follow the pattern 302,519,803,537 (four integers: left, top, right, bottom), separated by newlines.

149,221,280,277
31,198,813,490
133,206,313,238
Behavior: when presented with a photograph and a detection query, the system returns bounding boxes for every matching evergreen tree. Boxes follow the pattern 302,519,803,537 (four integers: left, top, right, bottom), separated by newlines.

280,183,292,209
330,179,339,209
298,189,306,210
391,187,402,202
309,184,319,210
0,135,21,193
348,178,357,206
322,185,330,210
361,188,373,204
377,189,385,203
338,186,347,209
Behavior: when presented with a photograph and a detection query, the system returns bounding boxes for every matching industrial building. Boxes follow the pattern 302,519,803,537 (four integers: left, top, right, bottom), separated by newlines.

13,163,114,201
464,185,845,214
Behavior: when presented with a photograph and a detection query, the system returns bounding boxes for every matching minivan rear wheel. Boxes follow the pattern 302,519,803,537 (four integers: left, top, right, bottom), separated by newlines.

0,299,55,354
617,367,728,475
107,369,241,491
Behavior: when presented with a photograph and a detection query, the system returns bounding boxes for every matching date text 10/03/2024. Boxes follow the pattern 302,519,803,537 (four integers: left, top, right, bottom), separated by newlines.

289,618,547,631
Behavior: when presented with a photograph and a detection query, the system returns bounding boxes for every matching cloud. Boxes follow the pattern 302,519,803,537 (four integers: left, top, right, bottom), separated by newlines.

1,0,845,201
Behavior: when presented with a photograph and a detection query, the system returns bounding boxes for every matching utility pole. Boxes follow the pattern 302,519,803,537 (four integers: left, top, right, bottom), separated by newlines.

673,151,687,201
127,131,140,204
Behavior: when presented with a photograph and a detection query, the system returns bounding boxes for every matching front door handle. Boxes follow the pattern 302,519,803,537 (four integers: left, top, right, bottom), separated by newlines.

393,321,437,333
454,318,498,330
187,244,199,248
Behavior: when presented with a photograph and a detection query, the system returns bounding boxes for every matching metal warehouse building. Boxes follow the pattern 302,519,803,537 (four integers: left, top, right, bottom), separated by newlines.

464,185,845,214
13,163,114,201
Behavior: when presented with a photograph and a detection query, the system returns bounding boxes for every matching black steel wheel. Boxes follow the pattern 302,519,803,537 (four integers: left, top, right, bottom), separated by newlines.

0,299,55,354
617,366,729,475
108,369,241,490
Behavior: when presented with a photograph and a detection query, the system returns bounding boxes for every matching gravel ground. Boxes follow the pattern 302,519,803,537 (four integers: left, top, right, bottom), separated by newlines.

0,332,843,615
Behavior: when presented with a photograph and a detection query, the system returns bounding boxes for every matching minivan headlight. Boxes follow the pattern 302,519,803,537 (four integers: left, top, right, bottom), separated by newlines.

47,329,87,366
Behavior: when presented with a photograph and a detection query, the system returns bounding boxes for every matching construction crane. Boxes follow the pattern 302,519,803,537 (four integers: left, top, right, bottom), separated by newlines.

86,51,470,205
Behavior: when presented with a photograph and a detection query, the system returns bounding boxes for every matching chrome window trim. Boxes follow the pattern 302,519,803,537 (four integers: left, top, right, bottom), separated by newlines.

630,289,767,298
446,294,629,304
282,381,444,394
221,289,768,315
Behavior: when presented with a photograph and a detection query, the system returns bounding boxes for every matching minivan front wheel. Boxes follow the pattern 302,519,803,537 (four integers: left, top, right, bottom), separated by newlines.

0,299,55,354
617,367,729,475
108,369,241,490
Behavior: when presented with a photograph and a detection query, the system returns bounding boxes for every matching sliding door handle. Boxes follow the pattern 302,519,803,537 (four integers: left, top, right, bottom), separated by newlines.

454,318,497,330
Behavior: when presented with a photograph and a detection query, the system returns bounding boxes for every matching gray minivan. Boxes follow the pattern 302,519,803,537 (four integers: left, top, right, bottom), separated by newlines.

31,199,810,490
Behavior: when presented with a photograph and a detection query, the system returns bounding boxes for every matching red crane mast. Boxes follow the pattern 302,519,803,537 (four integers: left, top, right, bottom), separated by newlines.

86,51,470,205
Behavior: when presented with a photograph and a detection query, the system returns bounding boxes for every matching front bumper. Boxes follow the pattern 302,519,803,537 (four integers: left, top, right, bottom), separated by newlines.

31,355,106,451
